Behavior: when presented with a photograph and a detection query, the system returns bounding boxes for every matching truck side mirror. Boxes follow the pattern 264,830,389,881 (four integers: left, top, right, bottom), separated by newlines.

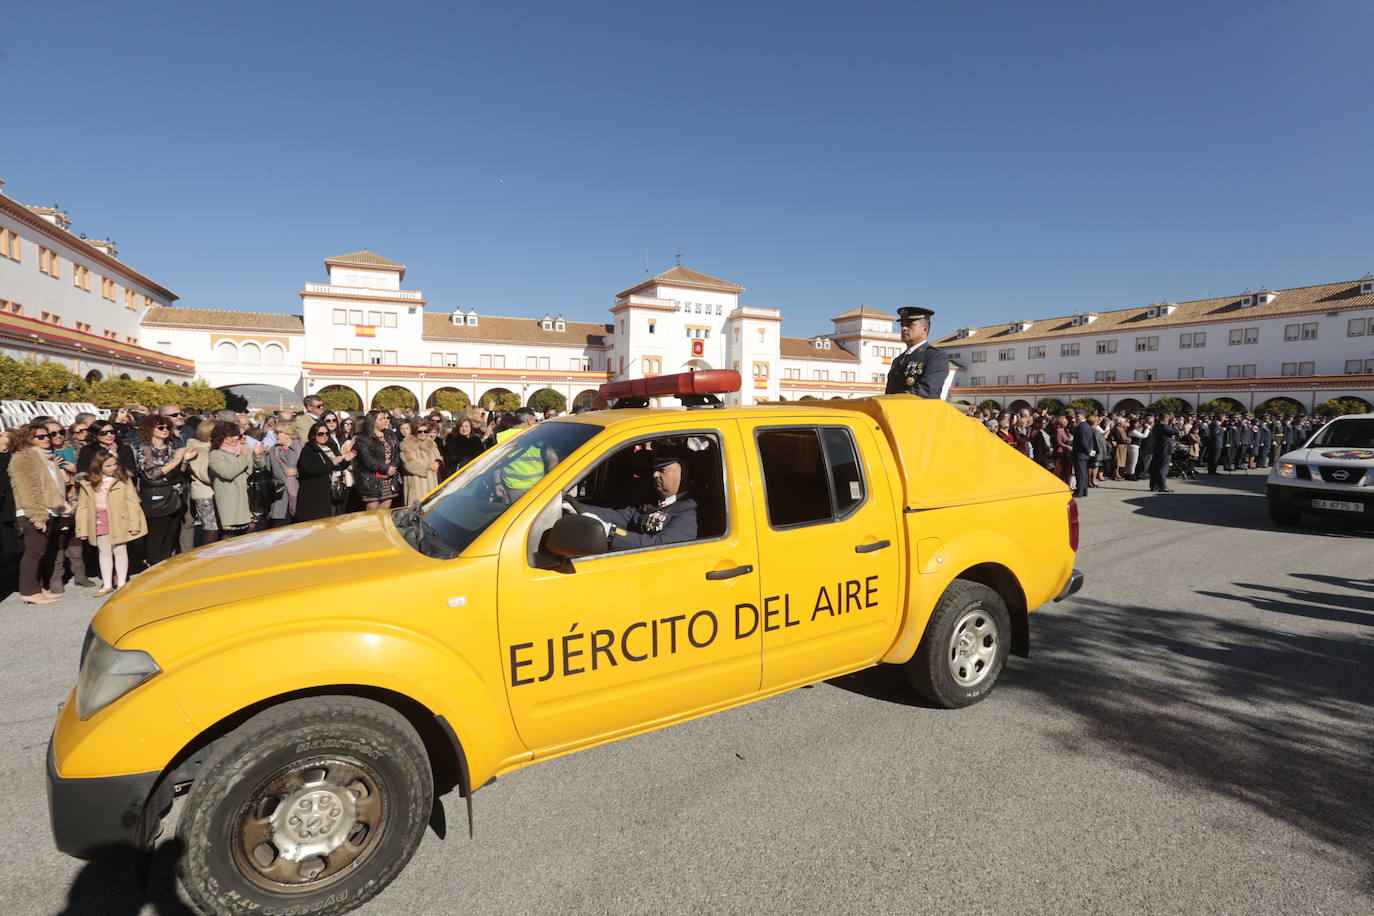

544,515,608,558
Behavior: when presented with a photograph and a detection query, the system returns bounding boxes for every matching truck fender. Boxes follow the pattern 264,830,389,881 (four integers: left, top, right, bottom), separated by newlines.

881,527,1030,665
157,625,529,794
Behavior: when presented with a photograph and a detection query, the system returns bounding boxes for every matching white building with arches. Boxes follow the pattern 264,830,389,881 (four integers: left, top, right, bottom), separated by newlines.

0,178,193,385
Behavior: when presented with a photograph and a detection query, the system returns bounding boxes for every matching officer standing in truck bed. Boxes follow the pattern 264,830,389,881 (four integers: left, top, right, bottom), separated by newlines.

886,306,952,399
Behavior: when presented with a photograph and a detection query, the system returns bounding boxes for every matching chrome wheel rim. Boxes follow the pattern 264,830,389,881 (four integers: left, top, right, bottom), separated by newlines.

947,607,999,688
232,756,388,893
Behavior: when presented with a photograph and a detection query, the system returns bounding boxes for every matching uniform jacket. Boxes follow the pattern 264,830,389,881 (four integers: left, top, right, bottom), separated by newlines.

8,447,67,521
74,475,147,545
884,343,951,399
586,494,699,550
1071,421,1097,458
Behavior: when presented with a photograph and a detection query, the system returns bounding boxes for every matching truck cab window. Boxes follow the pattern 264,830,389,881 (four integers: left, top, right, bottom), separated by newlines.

756,426,866,527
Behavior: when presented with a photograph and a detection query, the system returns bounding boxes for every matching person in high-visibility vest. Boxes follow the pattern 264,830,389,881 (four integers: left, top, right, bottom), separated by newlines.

494,408,543,503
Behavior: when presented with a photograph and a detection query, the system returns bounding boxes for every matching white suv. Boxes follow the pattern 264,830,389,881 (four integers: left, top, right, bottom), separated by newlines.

1267,413,1374,525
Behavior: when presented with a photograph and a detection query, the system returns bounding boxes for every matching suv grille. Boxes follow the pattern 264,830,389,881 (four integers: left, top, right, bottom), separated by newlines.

1316,465,1364,485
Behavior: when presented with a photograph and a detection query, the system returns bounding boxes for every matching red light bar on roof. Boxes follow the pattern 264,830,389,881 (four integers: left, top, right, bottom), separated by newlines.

600,370,741,404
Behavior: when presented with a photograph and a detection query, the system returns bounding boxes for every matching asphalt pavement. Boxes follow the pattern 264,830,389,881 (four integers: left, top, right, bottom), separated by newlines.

4,469,1372,915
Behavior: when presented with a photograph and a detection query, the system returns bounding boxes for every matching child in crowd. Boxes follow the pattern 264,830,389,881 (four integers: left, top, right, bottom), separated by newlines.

75,449,147,596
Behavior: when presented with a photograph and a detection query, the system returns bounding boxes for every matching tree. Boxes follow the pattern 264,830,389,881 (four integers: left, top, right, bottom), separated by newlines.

177,381,227,413
1067,397,1104,413
372,387,417,410
87,378,160,409
319,388,361,412
527,389,566,413
480,391,521,411
977,399,1002,411
1254,397,1304,416
428,389,470,412
1035,396,1064,412
1197,399,1241,415
1147,397,1191,415
0,356,88,402
1314,397,1372,417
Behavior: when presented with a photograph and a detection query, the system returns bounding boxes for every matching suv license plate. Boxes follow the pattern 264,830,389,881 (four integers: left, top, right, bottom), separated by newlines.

1312,498,1364,512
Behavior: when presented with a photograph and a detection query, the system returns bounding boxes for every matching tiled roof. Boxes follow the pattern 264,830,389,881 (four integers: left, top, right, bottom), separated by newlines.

935,278,1374,347
831,305,895,320
423,313,612,346
779,336,860,362
142,307,305,331
324,250,405,269
616,265,744,299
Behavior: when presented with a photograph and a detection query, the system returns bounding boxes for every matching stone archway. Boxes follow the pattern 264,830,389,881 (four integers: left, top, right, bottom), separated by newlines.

85,369,103,383
1112,397,1144,413
1007,399,1032,413
1198,397,1245,415
219,383,302,413
572,389,599,409
1253,397,1304,416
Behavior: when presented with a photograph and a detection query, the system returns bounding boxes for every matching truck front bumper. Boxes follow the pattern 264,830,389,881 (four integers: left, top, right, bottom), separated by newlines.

47,734,160,859
1053,569,1084,602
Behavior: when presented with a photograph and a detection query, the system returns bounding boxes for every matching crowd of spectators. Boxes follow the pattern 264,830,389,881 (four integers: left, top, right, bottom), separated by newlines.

972,406,1330,495
0,395,572,602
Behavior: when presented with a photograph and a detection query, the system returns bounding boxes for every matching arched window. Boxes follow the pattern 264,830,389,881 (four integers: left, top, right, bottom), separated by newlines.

216,341,237,362
264,343,285,365
241,342,262,365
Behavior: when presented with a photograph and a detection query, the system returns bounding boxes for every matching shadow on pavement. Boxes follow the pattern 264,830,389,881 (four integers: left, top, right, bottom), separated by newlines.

1007,590,1374,893
825,662,942,708
1121,490,1374,537
59,839,192,915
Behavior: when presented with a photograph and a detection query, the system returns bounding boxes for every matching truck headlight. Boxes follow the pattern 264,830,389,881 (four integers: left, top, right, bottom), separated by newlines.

75,634,160,720
1275,462,1297,479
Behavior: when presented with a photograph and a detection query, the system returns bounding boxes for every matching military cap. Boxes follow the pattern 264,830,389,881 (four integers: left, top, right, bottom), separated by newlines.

646,442,692,468
896,306,936,324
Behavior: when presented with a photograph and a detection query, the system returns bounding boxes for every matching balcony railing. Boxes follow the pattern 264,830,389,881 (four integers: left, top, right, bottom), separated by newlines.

304,283,423,300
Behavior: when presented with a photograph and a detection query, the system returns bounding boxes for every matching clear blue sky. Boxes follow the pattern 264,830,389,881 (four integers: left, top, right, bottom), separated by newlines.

5,0,1372,338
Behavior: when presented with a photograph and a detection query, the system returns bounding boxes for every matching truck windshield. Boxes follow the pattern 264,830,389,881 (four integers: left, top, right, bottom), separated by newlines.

1307,418,1374,449
401,422,602,557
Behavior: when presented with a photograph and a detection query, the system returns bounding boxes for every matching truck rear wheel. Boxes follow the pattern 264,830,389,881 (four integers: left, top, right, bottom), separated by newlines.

176,696,432,916
906,580,1010,708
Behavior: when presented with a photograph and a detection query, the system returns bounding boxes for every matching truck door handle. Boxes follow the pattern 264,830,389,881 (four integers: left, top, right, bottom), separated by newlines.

854,540,891,554
706,565,754,580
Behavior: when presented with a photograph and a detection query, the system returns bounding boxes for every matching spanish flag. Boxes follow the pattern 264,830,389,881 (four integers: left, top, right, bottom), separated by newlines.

355,326,376,337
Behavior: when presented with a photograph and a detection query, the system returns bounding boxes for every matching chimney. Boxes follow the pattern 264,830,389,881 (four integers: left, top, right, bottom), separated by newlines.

87,239,119,259
27,206,72,232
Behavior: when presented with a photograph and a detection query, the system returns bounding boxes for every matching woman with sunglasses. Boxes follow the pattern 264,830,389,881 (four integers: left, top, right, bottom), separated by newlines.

7,423,71,603
132,414,189,567
208,420,267,538
79,423,137,477
399,421,442,506
296,421,355,521
353,410,400,511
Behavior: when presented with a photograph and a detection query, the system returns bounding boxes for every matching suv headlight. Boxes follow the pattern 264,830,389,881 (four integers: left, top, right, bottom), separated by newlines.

1275,462,1297,479
75,633,160,720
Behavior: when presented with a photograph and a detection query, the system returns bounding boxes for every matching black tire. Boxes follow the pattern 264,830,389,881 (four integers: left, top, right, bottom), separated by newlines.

176,696,433,916
1268,499,1302,526
905,580,1011,708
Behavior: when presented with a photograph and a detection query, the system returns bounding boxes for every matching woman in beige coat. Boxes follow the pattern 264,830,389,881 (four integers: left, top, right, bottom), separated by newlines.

399,422,442,506
74,450,147,595
8,423,70,604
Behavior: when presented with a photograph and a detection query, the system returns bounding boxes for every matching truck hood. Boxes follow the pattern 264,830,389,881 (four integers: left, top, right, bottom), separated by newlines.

96,511,420,642
1278,446,1374,467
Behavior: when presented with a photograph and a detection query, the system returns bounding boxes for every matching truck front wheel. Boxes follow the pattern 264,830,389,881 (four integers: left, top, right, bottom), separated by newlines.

176,696,433,916
906,580,1010,708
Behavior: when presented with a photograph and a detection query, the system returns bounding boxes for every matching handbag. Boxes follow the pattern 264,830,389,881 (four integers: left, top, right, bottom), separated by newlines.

248,468,284,515
138,474,183,518
329,472,348,504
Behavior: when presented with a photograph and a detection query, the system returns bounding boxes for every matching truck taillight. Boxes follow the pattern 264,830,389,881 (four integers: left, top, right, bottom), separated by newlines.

1068,499,1079,552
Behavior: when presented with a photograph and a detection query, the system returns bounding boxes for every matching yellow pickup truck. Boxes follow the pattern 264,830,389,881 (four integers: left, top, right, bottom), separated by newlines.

48,372,1082,915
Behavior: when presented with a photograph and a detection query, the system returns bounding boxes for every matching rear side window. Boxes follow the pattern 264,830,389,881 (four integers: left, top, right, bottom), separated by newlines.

756,426,866,528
